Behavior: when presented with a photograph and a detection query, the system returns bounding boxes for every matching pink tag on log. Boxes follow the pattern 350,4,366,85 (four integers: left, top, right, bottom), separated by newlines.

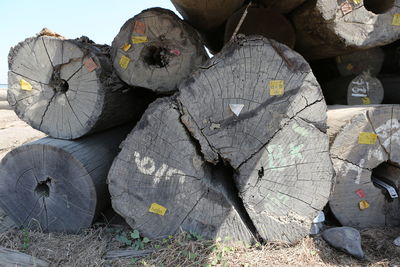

355,189,366,198
83,57,97,72
170,49,181,56
340,1,353,15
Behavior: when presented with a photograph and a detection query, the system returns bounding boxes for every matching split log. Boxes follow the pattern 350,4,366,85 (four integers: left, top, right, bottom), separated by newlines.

322,73,384,105
111,8,208,93
0,125,132,233
380,75,400,103
335,48,384,77
224,6,296,49
291,0,400,60
170,0,245,52
328,105,400,228
8,31,154,139
177,36,334,243
108,98,256,243
259,0,306,14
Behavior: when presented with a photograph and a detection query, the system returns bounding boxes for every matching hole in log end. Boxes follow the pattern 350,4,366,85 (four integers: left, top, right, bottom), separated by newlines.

142,45,170,68
35,177,52,198
364,0,394,14
371,162,400,201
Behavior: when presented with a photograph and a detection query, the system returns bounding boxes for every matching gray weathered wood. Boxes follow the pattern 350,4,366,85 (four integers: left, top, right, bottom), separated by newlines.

291,0,400,59
322,73,384,105
0,125,132,233
177,36,334,243
259,0,306,14
335,48,384,77
111,8,208,94
0,247,48,267
8,31,153,139
108,98,256,243
224,6,296,49
328,105,400,228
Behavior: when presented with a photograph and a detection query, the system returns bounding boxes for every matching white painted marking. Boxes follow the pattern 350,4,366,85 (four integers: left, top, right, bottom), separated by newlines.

134,152,156,175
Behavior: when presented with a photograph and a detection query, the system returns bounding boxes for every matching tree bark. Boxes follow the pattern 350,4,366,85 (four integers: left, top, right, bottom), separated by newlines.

224,6,296,49
108,98,256,243
259,0,306,14
111,8,208,94
322,73,384,105
177,36,334,243
0,125,132,233
327,105,400,228
8,31,154,139
335,47,384,77
291,0,400,59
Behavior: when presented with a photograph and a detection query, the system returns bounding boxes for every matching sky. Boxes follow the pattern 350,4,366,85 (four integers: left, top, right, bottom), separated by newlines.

0,0,178,84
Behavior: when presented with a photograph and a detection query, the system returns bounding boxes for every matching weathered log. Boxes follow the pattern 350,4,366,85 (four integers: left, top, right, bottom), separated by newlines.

171,0,245,53
335,48,385,77
0,247,48,267
322,73,384,105
108,98,256,243
380,75,400,103
111,8,208,93
177,36,334,243
224,6,296,49
259,0,306,14
0,125,132,233
328,105,400,228
8,31,153,139
291,0,400,60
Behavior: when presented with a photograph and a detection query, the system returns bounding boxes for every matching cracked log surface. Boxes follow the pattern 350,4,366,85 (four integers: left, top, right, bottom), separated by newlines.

322,73,384,105
224,6,296,49
177,36,334,243
0,125,131,233
328,105,400,228
111,8,208,94
108,98,256,243
291,0,400,60
8,33,153,139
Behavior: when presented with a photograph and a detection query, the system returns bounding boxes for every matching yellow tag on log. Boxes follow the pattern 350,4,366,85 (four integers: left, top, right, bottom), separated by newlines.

149,203,167,216
122,43,131,52
352,0,361,4
119,55,131,69
132,36,148,44
346,64,354,71
269,80,284,96
19,79,32,91
359,200,369,210
392,14,400,26
358,132,377,144
361,97,371,105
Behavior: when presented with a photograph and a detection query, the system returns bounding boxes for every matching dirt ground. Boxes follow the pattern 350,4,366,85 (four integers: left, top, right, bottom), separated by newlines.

1,90,400,266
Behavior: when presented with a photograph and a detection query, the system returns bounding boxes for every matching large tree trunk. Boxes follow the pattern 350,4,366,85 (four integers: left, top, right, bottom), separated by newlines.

108,98,256,243
8,31,154,140
170,0,245,53
327,105,400,228
111,8,208,94
224,6,296,49
259,0,306,14
0,125,132,233
335,47,384,77
291,0,400,59
176,36,334,243
322,73,384,105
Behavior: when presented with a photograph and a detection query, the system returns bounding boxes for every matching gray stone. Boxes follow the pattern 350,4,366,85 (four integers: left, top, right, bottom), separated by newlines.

322,227,364,259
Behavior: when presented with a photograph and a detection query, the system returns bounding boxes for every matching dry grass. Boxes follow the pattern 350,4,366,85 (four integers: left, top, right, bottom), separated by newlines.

0,226,399,267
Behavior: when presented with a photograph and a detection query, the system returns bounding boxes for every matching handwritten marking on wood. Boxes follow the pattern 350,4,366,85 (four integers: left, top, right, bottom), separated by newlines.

266,143,304,170
149,203,167,216
269,80,284,96
350,76,369,97
292,124,309,137
19,79,32,91
358,132,377,145
375,119,400,148
134,152,156,175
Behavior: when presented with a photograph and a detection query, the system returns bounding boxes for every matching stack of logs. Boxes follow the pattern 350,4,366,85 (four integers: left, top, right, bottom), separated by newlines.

1,0,400,244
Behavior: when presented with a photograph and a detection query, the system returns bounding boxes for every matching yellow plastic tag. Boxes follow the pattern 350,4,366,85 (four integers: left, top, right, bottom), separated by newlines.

19,79,32,91
361,97,371,105
352,0,361,4
132,36,148,44
119,55,131,69
346,64,353,71
122,43,131,52
359,200,369,210
269,80,284,96
149,203,167,216
358,132,377,144
392,14,400,26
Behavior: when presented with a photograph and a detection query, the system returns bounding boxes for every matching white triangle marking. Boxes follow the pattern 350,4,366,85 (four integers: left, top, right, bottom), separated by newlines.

229,104,244,117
